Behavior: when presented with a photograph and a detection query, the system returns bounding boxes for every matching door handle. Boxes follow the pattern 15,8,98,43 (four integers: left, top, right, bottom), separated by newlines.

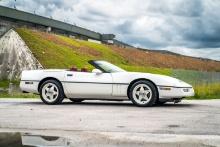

67,74,73,77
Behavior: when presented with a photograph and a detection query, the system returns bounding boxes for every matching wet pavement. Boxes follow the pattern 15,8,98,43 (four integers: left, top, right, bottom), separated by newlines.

0,98,220,146
0,131,220,147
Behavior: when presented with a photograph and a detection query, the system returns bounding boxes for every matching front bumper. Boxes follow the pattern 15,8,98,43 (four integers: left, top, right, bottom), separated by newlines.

157,86,194,99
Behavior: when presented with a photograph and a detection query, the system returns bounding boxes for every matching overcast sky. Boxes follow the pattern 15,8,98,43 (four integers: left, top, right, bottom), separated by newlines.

1,0,220,60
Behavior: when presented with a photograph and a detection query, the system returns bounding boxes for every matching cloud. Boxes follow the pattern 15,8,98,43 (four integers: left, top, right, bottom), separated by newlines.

0,0,220,60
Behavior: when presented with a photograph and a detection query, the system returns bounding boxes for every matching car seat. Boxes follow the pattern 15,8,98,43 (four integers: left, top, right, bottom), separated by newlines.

81,67,88,72
70,66,78,71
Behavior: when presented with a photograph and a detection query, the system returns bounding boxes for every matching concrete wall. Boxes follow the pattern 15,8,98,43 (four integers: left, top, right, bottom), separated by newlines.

0,21,10,37
0,29,43,80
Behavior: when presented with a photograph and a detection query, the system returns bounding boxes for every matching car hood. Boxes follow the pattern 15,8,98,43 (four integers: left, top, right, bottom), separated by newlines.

127,72,192,88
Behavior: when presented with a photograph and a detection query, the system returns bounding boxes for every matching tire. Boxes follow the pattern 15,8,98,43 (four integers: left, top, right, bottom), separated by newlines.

69,98,84,103
128,80,158,107
39,80,64,105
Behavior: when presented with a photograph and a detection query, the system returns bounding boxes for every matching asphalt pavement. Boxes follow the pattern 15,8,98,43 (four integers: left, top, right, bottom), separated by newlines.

0,98,220,146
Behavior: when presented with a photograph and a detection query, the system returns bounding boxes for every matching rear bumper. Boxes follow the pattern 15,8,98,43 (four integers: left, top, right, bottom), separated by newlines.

20,81,39,94
158,86,194,99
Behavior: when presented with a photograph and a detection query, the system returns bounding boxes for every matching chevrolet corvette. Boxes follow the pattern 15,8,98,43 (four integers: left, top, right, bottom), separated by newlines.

20,60,194,106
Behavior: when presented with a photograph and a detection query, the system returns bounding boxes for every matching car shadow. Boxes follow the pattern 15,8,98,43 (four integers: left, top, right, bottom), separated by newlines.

62,101,196,108
20,100,196,108
63,101,134,107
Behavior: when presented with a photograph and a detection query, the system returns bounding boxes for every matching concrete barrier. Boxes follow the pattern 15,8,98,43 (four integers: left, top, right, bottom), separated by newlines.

0,29,43,80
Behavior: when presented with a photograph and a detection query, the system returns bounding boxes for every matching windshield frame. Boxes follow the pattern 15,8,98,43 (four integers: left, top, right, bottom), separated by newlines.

88,60,126,73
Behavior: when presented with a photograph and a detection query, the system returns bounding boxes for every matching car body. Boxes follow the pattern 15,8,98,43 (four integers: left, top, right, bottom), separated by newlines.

20,60,194,106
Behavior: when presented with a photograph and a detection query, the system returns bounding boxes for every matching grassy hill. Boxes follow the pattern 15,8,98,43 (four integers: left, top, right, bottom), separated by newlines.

16,28,220,73
1,28,220,99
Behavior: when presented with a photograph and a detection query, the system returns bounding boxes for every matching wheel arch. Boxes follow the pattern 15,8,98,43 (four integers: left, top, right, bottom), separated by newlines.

127,78,159,99
38,77,64,93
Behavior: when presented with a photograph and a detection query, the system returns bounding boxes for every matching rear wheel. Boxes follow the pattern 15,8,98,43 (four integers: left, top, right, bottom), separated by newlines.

39,80,64,105
129,80,157,107
69,98,84,103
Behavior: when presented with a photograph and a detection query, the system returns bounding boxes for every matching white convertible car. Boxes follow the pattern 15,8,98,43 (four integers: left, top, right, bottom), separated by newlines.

20,60,194,107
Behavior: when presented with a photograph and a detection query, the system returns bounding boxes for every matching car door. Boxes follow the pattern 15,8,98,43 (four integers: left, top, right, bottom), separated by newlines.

63,71,113,98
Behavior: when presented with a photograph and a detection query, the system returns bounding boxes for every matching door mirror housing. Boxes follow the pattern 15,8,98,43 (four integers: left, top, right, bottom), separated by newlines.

92,69,102,75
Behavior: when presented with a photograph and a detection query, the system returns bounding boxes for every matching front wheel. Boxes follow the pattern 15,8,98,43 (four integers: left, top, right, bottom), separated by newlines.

128,80,158,107
39,80,64,105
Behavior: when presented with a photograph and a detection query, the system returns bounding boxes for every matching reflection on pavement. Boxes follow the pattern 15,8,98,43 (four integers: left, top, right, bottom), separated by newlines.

0,132,70,147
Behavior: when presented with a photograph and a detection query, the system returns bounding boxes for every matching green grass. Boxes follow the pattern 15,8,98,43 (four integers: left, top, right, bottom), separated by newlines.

16,28,172,74
78,40,128,64
190,83,220,99
16,28,126,69
58,35,81,47
0,92,39,98
0,80,10,88
120,65,172,76
0,80,20,89
16,28,92,69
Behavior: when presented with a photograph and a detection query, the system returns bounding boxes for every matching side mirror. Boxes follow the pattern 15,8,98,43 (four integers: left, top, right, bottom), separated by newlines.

92,69,102,75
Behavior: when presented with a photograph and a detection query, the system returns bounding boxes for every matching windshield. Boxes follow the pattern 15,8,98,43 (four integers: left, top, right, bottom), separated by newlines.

92,61,126,73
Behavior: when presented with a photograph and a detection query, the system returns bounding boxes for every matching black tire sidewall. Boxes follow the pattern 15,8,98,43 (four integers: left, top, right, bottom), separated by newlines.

129,80,158,107
40,80,64,105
